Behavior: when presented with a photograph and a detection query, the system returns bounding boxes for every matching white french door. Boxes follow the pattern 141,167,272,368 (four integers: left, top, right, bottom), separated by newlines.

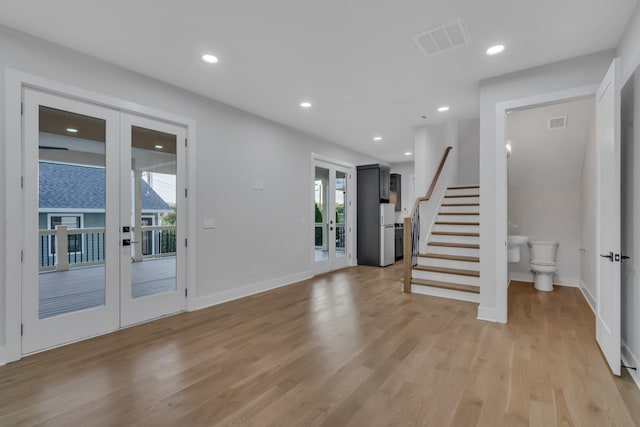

595,58,622,376
313,160,353,275
119,114,186,327
22,89,186,354
22,89,121,353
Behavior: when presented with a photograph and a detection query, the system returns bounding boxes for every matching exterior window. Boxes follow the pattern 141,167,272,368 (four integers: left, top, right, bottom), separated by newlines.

49,214,83,254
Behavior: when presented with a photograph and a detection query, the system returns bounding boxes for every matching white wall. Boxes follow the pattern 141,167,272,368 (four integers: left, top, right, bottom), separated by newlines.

619,2,640,383
580,116,597,307
414,121,458,198
506,99,594,287
619,2,640,84
0,25,382,357
479,50,615,322
456,118,480,185
390,161,415,222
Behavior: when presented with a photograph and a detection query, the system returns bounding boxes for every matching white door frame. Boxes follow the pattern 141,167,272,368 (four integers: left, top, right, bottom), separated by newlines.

3,69,197,364
311,154,356,275
491,84,598,323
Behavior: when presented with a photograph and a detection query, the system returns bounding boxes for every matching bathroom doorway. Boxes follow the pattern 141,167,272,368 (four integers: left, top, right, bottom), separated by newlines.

505,97,596,297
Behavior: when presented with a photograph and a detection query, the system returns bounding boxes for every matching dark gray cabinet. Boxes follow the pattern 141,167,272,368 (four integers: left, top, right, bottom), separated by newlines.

390,173,401,212
379,166,390,201
356,164,390,266
395,227,403,260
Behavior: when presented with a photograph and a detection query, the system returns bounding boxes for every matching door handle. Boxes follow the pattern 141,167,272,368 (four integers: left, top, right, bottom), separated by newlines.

621,255,630,260
122,239,139,246
600,252,614,262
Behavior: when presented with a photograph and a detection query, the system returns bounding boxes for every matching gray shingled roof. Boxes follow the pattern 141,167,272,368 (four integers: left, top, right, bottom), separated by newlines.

39,162,172,211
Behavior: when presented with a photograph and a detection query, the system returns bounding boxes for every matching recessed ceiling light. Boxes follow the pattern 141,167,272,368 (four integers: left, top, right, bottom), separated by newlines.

300,102,312,108
66,128,78,133
404,152,412,156
373,136,383,141
486,44,505,56
155,145,164,149
437,106,450,112
202,54,219,64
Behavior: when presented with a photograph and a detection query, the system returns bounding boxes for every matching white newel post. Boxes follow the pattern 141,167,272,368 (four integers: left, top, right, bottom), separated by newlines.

133,170,143,262
55,225,70,271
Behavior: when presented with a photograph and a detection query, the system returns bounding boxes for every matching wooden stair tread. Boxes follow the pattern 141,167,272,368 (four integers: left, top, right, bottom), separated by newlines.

411,278,480,294
441,203,479,207
431,231,479,237
438,212,479,216
429,242,480,249
435,221,480,226
447,185,480,190
414,265,480,277
419,253,480,262
444,194,479,198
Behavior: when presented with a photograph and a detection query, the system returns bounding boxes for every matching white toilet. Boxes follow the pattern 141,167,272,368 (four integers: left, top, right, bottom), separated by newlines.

528,240,559,292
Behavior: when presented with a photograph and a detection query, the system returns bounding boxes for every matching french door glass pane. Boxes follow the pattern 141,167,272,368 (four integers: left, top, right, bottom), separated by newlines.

335,171,346,258
130,126,177,298
38,106,106,319
314,166,330,261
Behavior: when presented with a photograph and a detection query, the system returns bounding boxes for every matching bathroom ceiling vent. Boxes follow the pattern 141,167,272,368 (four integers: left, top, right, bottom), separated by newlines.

548,116,568,130
412,18,470,57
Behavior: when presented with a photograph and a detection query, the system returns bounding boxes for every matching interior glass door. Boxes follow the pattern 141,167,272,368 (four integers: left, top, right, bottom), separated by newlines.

313,161,352,274
22,89,120,354
119,114,186,326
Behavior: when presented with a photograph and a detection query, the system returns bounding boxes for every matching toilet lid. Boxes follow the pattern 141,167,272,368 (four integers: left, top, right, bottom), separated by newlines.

531,259,556,266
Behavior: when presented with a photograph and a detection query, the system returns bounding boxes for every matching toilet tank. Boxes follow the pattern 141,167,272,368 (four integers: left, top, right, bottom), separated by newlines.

527,240,559,262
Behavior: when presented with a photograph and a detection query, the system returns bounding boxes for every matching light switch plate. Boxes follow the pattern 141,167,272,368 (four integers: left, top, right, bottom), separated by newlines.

203,218,216,229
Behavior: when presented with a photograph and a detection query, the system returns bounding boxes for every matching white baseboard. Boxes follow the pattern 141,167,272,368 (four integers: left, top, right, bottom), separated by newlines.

477,305,498,323
508,272,580,287
411,284,479,304
190,271,313,311
622,340,640,391
578,280,596,314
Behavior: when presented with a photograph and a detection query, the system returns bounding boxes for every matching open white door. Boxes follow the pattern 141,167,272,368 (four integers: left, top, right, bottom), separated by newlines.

595,58,621,376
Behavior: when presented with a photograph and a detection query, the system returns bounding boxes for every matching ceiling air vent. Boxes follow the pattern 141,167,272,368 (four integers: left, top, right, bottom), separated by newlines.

548,116,568,130
412,18,470,57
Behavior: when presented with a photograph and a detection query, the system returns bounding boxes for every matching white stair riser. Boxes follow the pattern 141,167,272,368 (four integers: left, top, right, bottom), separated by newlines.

411,285,480,303
412,269,480,286
426,245,480,257
433,224,480,233
439,205,479,213
445,187,480,197
418,257,480,270
443,196,479,204
429,234,479,245
437,214,479,223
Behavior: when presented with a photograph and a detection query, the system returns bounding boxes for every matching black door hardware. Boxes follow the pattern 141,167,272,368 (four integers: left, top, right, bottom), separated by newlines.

600,252,614,261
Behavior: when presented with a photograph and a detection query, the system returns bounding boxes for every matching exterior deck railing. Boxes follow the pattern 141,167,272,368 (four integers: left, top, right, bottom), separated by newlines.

38,225,176,271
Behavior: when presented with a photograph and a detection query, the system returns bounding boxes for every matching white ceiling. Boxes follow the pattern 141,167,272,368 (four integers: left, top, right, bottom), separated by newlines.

506,97,595,188
0,0,635,162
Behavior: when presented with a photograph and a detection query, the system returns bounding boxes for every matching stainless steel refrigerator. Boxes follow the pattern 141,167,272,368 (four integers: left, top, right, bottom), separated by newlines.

379,203,395,266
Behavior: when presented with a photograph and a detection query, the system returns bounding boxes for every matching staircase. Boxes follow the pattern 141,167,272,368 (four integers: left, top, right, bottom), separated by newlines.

410,185,480,303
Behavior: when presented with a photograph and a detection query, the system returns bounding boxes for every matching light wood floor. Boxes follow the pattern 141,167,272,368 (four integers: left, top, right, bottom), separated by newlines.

1,264,639,426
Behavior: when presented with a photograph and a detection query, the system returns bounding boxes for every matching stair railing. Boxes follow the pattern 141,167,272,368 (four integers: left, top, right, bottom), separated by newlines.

403,146,453,292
